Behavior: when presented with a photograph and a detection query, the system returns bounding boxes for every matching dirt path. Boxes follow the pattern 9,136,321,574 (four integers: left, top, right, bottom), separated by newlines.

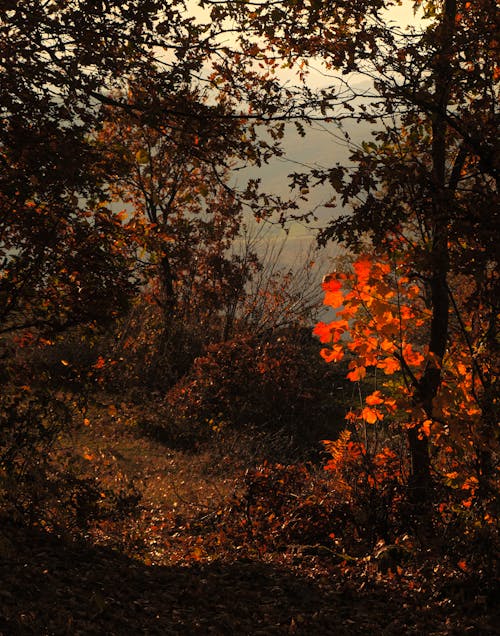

2,521,487,636
1,409,498,635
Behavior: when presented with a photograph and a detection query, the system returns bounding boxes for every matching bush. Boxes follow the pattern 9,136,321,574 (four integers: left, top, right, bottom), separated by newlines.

156,330,347,455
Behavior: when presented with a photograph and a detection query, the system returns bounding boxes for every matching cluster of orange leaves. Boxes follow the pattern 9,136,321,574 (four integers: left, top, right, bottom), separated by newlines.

314,255,428,427
314,254,493,511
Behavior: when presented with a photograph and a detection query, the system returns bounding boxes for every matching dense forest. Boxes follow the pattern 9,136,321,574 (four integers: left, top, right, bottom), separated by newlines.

1,0,498,633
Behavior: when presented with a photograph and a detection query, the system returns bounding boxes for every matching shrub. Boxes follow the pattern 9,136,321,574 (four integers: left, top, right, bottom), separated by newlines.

158,330,347,455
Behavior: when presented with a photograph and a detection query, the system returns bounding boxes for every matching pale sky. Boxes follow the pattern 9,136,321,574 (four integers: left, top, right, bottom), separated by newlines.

187,1,425,267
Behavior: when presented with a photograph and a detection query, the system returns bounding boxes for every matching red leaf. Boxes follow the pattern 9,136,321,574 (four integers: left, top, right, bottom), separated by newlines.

353,258,372,284
313,321,333,343
321,275,342,292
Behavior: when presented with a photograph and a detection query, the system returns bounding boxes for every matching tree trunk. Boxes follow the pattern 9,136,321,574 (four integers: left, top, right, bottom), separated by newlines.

407,0,456,502
159,253,176,319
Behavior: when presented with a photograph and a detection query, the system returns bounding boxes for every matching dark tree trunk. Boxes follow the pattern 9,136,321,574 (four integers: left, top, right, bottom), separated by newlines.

159,253,176,317
407,0,456,503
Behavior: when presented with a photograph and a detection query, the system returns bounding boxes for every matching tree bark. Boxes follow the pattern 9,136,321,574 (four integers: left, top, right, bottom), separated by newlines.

159,253,176,318
407,0,456,502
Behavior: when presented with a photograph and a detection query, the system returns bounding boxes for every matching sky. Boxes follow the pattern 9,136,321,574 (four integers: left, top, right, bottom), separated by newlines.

226,2,425,268
182,2,425,271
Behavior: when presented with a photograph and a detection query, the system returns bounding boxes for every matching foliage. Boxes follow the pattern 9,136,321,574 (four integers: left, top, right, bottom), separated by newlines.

216,463,339,552
156,331,345,453
188,458,409,561
0,0,287,532
96,90,259,340
316,250,499,528
1,0,498,579
232,0,498,509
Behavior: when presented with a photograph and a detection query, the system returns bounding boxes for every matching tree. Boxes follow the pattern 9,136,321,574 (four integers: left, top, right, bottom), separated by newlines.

220,0,499,502
0,0,286,525
2,0,497,519
0,0,294,345
95,86,258,345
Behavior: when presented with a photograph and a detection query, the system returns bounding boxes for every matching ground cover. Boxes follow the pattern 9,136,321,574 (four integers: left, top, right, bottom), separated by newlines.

0,399,497,635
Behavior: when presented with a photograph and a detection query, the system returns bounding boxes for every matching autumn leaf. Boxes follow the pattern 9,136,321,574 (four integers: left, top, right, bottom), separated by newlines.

323,289,344,308
314,319,348,343
321,275,342,292
93,355,106,369
353,258,372,284
320,345,344,363
313,321,333,343
399,305,414,320
347,364,366,381
362,406,383,424
402,343,424,367
380,338,396,353
420,420,432,437
377,357,400,374
365,390,384,406
330,319,349,341
321,275,344,307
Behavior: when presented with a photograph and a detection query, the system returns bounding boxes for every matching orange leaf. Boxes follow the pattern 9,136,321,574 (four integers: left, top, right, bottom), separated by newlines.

93,355,106,369
347,365,366,381
399,305,414,320
320,345,344,363
353,258,372,284
329,319,349,342
313,321,333,343
420,420,432,437
365,390,384,406
377,357,400,374
361,406,383,424
323,289,344,308
402,343,424,367
456,362,467,376
380,338,395,353
321,275,342,293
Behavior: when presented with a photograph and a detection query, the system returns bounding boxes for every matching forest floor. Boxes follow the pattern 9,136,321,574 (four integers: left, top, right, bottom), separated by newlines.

0,399,498,635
